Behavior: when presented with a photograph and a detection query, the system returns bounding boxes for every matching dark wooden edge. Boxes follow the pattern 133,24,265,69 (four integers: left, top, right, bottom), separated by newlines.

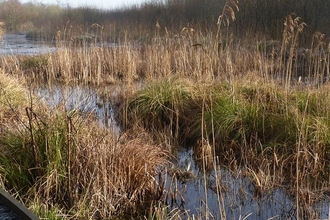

0,188,39,220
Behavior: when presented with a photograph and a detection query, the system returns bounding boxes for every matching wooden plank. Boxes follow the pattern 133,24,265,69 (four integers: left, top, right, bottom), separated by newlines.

0,188,39,220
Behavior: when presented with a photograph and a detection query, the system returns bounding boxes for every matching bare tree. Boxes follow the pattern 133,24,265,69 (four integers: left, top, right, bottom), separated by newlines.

0,0,23,32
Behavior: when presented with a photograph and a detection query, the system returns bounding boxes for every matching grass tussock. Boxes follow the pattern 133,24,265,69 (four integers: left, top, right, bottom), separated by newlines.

120,78,192,132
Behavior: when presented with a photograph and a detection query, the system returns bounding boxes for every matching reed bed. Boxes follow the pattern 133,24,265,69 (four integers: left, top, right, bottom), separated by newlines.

1,15,326,89
0,27,260,86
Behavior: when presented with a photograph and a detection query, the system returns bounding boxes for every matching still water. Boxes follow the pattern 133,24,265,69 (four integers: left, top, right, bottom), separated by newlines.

0,34,56,55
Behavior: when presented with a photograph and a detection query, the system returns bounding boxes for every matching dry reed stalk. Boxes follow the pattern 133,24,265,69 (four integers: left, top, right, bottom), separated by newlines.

194,138,213,172
0,22,5,40
0,28,284,86
215,0,239,53
211,157,226,220
279,14,306,89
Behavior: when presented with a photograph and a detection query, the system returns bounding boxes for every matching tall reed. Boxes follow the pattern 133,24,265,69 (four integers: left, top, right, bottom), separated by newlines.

0,21,4,39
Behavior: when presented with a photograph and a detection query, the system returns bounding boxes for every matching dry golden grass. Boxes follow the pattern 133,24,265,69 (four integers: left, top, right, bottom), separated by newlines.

29,118,171,218
0,71,30,124
69,126,169,218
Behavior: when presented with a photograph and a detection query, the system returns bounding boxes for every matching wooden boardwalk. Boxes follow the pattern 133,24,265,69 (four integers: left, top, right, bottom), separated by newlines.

0,188,39,220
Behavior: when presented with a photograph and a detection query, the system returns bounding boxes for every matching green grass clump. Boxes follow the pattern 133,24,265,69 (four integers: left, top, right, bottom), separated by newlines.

122,78,193,134
237,84,297,144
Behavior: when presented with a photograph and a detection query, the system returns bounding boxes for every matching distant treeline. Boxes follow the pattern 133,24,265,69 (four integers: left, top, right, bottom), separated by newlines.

0,0,329,43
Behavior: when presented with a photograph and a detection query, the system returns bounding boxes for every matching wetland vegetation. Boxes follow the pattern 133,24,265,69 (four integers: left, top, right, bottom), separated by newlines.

1,0,330,219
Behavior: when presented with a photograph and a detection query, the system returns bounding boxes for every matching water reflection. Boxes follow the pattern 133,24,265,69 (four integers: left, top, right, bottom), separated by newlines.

34,84,120,134
165,148,330,219
0,34,56,55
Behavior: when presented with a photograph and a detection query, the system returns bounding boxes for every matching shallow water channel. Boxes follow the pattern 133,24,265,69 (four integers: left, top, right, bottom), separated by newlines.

34,84,330,219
